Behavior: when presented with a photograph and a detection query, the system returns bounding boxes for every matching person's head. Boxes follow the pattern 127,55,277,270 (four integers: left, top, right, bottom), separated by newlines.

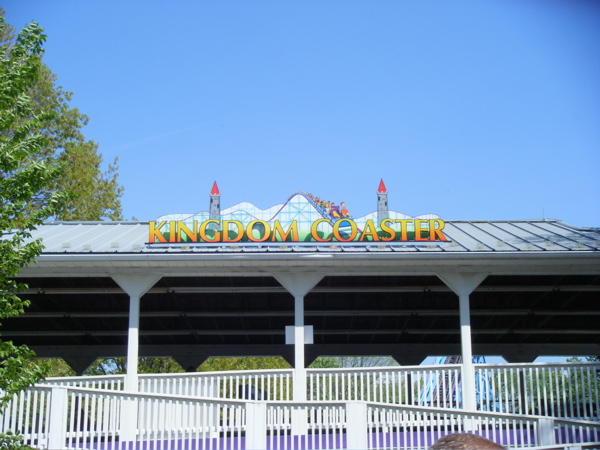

430,433,506,449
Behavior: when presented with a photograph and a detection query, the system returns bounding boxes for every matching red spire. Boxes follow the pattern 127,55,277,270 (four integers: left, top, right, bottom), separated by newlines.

377,179,387,193
210,181,220,195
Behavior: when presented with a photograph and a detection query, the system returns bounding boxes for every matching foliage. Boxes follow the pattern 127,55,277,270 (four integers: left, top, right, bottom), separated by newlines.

198,357,291,372
338,355,398,368
309,355,397,369
0,15,65,407
37,355,396,377
84,357,185,375
484,359,600,416
34,62,123,221
0,431,36,450
309,357,343,369
0,10,123,221
56,139,122,220
23,357,75,377
27,357,188,377
0,11,123,409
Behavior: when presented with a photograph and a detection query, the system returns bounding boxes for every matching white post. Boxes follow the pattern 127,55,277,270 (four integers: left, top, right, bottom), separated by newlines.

458,292,476,412
273,272,323,401
273,272,323,437
291,293,308,437
111,274,162,391
346,402,368,450
47,387,68,450
294,293,306,402
111,274,161,444
537,418,555,447
126,293,141,390
437,272,487,415
245,402,267,450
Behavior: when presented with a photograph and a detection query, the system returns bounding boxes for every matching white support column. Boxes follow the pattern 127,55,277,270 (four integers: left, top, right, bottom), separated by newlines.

294,292,306,400
437,272,487,414
112,274,162,391
274,272,323,438
273,273,323,401
112,274,161,445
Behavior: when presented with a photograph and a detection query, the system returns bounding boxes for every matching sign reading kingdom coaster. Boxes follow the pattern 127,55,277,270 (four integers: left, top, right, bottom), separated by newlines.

149,217,447,243
148,186,449,244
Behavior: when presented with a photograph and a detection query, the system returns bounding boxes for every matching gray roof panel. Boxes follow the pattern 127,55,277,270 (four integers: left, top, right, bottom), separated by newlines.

11,219,600,255
436,222,489,252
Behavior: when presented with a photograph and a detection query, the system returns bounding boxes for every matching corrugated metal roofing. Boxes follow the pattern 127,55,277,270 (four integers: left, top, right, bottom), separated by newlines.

19,219,600,254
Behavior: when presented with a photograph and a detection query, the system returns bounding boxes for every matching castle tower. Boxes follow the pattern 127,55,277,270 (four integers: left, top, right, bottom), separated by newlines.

377,179,389,224
209,181,221,220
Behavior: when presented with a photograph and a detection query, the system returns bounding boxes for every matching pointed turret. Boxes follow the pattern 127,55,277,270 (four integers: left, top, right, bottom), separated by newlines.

377,179,389,224
209,181,221,220
210,181,220,196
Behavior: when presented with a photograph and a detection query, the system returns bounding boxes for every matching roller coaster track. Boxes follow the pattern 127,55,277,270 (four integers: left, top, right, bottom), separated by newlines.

221,191,353,228
419,356,500,411
171,192,342,225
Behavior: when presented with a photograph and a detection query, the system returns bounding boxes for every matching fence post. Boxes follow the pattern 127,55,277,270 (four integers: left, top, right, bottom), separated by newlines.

245,402,267,450
346,402,368,450
537,418,555,447
120,394,138,443
47,387,68,450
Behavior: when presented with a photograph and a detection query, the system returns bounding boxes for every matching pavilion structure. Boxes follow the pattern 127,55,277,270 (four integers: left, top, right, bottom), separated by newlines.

3,181,600,448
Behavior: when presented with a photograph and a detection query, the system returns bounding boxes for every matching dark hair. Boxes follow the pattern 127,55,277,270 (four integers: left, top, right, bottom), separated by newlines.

430,433,506,449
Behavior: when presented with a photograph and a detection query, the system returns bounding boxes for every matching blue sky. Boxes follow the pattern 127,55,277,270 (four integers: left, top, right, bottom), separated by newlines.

5,1,600,226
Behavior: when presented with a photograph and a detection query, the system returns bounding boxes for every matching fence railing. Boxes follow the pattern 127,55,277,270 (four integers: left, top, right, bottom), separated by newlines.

41,374,125,391
306,362,600,419
475,362,600,420
2,384,599,450
0,386,52,448
38,361,600,419
138,369,294,400
307,365,463,407
42,369,295,401
365,402,600,450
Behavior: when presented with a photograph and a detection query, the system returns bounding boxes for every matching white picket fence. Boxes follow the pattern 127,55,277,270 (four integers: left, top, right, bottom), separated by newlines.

40,362,600,420
307,362,600,420
2,384,599,449
43,370,294,401
2,362,599,449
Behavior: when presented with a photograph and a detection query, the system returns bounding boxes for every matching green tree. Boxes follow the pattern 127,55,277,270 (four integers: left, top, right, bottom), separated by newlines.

84,357,186,375
335,355,398,368
198,357,291,372
197,357,292,400
28,356,186,377
0,16,65,407
33,357,76,377
0,10,123,221
309,357,343,369
32,62,123,221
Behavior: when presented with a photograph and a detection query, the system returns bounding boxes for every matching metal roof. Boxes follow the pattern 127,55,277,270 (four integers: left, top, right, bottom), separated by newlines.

20,219,600,254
